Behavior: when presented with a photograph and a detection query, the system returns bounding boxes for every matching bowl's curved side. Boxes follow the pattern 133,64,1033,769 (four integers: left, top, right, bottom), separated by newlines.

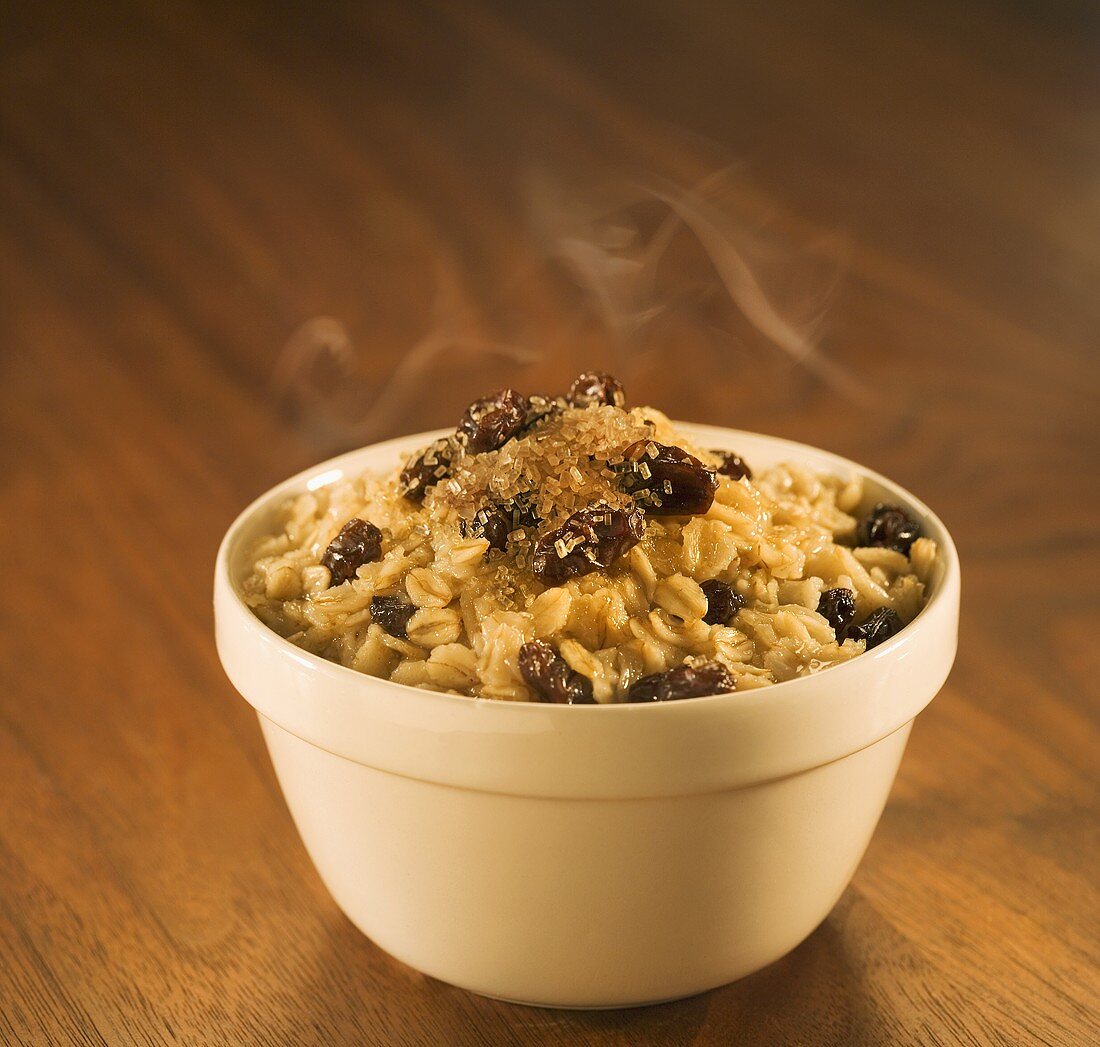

214,426,960,800
258,712,914,1007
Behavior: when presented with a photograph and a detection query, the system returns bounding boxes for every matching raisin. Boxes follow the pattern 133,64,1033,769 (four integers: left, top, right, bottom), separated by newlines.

510,491,541,529
713,450,753,481
566,371,625,408
618,440,717,516
846,607,902,649
518,640,595,704
701,579,744,625
370,595,416,639
321,518,383,586
461,505,511,551
531,504,645,586
857,503,921,554
627,661,736,703
460,494,540,552
400,437,455,503
817,587,856,636
520,393,564,432
458,388,529,454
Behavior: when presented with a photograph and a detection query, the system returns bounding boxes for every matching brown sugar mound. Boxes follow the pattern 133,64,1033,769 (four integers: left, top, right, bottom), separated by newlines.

430,405,657,536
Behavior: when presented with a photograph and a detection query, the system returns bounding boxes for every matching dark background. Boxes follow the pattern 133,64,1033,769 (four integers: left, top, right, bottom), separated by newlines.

2,2,1098,1044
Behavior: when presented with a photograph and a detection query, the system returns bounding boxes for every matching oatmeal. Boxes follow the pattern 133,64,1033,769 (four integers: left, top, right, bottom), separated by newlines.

243,373,938,702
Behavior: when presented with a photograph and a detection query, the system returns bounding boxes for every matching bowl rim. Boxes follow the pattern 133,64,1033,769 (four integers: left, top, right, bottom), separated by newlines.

216,421,960,715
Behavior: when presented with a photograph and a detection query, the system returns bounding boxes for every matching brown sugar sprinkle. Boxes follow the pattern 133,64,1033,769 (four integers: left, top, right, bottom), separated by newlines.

431,404,655,539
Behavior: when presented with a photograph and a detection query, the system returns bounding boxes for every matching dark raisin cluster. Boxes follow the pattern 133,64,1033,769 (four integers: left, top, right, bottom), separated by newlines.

396,373,750,583
817,588,902,650
518,640,595,704
521,393,564,432
370,595,416,639
566,371,625,408
857,503,921,554
399,437,456,504
399,373,627,505
617,439,718,516
458,388,530,454
460,494,540,552
846,607,902,649
321,518,383,586
532,504,645,586
713,450,753,481
627,661,735,703
461,505,511,552
700,579,744,625
817,587,856,635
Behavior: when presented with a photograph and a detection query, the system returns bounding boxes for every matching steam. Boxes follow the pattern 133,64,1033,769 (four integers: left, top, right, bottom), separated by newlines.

274,167,869,449
650,174,872,403
273,288,536,448
531,167,871,403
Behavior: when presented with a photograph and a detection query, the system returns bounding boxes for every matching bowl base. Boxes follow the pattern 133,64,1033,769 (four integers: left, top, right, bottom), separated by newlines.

462,985,714,1010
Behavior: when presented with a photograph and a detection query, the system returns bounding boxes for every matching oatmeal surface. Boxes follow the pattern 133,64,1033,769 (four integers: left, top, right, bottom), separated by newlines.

243,374,937,702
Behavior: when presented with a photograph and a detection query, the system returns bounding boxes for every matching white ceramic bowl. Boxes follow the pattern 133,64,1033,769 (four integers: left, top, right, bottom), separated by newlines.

214,424,959,1008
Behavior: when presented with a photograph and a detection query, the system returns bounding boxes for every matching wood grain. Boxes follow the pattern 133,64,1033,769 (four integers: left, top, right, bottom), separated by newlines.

2,1,1098,1043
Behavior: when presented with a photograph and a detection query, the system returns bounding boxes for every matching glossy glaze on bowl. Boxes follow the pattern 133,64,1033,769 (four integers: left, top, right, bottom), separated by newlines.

214,425,960,1007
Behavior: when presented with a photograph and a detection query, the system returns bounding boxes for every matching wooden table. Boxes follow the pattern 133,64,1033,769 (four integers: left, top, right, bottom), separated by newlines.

3,1,1098,1043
